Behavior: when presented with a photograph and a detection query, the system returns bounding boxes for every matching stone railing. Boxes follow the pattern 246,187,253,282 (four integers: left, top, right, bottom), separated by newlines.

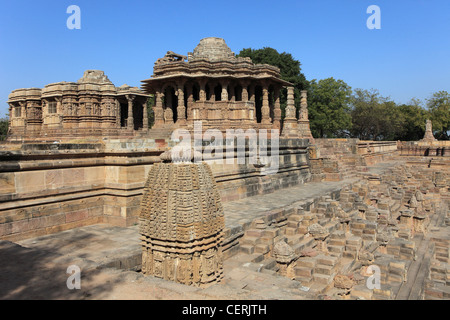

398,140,450,157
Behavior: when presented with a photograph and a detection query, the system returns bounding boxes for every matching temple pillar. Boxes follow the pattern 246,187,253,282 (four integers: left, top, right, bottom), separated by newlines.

56,97,62,114
248,84,256,121
261,84,271,125
115,100,121,128
186,84,194,121
273,88,282,130
220,80,228,101
242,84,249,102
143,98,149,130
126,94,135,130
298,90,314,143
281,86,299,138
154,91,164,127
230,84,236,102
176,83,186,125
199,80,207,102
249,84,255,103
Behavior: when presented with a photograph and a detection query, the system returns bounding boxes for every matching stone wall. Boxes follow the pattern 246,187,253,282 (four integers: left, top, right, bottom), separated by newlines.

0,137,311,241
310,139,398,182
398,141,450,157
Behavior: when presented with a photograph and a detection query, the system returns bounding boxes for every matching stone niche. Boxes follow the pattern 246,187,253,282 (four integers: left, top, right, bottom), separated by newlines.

139,162,225,287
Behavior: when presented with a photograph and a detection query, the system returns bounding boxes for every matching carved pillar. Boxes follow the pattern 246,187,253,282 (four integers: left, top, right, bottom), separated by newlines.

281,86,299,138
220,80,228,101
229,84,236,102
273,88,282,130
115,100,121,128
297,90,314,143
126,94,135,130
209,81,217,101
199,80,207,102
177,83,186,125
248,84,256,121
55,97,62,114
154,90,164,127
164,89,174,124
242,85,249,102
186,84,194,121
261,84,271,125
249,84,255,103
142,98,149,130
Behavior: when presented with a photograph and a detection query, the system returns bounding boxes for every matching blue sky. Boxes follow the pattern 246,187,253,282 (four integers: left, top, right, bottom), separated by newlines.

0,0,449,117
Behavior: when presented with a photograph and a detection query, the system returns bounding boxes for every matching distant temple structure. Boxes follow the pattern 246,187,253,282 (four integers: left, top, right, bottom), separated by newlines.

141,37,312,138
7,70,149,140
421,119,437,142
6,37,314,142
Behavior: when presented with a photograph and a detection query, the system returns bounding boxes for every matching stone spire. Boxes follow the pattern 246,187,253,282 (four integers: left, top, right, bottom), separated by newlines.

421,119,437,142
139,156,225,287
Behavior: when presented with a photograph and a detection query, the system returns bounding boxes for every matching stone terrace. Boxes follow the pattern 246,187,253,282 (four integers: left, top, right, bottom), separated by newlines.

4,157,443,300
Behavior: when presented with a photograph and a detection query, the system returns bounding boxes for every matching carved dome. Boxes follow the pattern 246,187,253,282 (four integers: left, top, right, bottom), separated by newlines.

189,37,235,61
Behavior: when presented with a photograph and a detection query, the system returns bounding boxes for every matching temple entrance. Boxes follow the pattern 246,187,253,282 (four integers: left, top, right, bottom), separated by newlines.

255,85,263,123
120,103,127,127
214,84,222,101
235,85,242,101
164,86,178,123
133,100,143,130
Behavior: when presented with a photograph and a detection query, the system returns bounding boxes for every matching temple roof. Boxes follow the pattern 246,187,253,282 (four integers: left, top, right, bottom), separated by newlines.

141,37,292,93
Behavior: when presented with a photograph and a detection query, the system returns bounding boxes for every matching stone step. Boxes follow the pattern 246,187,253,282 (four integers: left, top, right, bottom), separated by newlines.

244,229,264,238
292,238,315,255
313,272,335,285
294,266,313,278
327,238,346,246
241,236,259,246
296,257,317,268
285,234,304,246
240,244,255,255
314,264,336,276
254,243,270,255
317,254,340,267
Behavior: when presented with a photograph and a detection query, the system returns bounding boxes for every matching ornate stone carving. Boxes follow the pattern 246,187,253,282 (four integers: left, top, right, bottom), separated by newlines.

139,161,224,287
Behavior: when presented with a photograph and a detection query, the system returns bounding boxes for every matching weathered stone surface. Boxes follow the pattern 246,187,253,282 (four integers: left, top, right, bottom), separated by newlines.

334,274,354,290
139,162,224,287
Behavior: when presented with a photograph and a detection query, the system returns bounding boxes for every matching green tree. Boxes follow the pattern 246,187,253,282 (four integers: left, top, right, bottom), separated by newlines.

0,117,8,141
394,99,427,141
236,47,308,119
308,78,352,138
350,89,402,141
426,91,450,140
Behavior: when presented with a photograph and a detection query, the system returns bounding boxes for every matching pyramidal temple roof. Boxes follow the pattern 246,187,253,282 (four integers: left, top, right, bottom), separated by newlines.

189,37,236,61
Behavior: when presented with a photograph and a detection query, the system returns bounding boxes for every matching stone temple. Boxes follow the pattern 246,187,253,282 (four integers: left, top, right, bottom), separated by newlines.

0,37,449,300
7,70,150,140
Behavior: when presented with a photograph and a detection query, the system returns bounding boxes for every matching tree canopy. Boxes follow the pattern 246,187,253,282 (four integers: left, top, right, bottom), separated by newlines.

0,118,8,141
308,78,352,138
426,91,450,140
